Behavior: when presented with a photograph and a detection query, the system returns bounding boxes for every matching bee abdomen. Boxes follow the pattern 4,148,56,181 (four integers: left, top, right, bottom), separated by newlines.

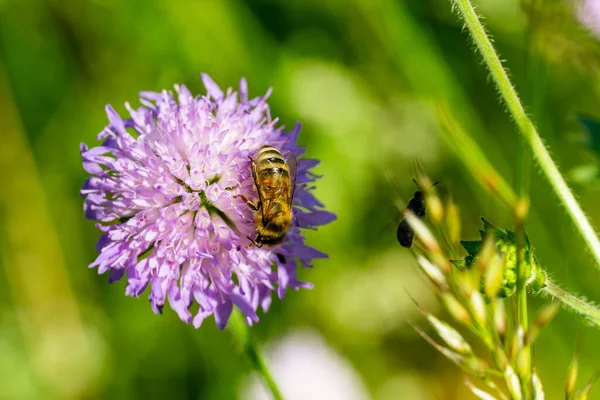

257,146,290,179
257,145,284,160
257,232,286,246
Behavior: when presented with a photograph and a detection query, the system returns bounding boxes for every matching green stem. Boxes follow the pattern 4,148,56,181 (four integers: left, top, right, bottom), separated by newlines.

514,203,531,397
229,310,284,400
515,206,529,332
451,0,600,271
542,279,600,328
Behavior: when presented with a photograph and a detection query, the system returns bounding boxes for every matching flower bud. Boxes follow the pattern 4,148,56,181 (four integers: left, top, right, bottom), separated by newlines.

484,253,505,298
426,314,473,355
446,198,461,246
426,192,444,224
475,234,496,274
441,293,472,326
416,255,447,291
505,365,523,400
465,380,496,400
533,371,544,400
470,290,487,327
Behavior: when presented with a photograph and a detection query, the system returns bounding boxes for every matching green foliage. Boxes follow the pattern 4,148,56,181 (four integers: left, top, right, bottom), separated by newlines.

458,219,546,298
570,116,600,184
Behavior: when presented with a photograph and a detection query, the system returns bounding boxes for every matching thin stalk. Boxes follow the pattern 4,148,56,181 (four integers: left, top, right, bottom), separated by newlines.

515,207,529,331
542,279,600,328
514,2,543,393
514,200,531,397
228,310,283,400
451,0,600,271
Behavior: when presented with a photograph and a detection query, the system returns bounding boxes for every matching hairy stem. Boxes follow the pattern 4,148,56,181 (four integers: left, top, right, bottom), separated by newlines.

451,0,600,271
542,279,600,328
229,310,283,400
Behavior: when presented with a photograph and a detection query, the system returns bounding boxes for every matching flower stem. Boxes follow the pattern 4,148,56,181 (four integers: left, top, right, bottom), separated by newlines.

451,0,600,271
514,200,532,397
228,310,284,400
542,279,600,328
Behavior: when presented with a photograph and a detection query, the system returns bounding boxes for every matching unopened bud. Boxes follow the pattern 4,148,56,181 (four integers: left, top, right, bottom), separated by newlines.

406,212,451,273
475,234,496,274
426,193,444,224
463,356,487,379
411,321,472,372
427,314,473,355
405,211,439,252
446,199,461,245
509,331,519,361
517,347,532,386
505,365,523,400
485,253,505,298
457,271,477,297
533,371,545,400
441,293,472,326
470,290,487,327
416,255,447,290
465,380,496,400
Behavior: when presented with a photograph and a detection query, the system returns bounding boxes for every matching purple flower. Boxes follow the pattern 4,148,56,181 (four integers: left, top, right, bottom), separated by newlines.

81,74,335,329
579,0,600,38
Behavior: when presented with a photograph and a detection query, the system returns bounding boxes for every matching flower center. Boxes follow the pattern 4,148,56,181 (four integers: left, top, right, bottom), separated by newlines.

171,173,240,234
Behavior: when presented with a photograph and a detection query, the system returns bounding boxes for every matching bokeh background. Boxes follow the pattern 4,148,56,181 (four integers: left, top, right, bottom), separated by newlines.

2,0,600,398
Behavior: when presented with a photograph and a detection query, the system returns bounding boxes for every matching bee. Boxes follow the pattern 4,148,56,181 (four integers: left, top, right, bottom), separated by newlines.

397,180,438,248
235,145,297,247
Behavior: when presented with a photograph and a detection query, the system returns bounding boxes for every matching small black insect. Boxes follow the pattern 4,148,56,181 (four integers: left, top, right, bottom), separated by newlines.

397,180,438,248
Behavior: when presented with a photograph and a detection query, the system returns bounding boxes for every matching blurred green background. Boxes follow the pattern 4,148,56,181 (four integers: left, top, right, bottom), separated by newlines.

2,0,600,398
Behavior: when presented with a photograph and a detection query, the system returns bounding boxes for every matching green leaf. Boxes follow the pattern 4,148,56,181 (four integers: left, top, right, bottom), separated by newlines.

460,240,482,255
450,259,466,270
578,116,600,155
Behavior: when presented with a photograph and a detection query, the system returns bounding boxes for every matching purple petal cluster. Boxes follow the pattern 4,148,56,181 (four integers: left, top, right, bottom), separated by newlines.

81,74,335,328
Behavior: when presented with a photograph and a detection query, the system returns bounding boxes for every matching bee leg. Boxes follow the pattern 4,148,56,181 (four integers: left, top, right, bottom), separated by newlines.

248,155,263,195
234,194,261,212
244,235,263,249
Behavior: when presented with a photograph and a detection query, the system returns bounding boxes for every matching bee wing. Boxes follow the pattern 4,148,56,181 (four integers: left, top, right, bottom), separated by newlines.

257,156,279,224
286,152,297,207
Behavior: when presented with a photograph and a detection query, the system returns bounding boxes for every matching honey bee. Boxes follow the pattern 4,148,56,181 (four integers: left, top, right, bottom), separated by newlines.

397,180,438,248
235,145,297,247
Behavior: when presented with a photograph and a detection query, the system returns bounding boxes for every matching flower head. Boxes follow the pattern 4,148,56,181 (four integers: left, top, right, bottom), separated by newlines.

81,74,335,328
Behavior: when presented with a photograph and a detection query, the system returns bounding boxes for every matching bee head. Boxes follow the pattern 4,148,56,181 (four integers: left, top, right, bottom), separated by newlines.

413,191,424,201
